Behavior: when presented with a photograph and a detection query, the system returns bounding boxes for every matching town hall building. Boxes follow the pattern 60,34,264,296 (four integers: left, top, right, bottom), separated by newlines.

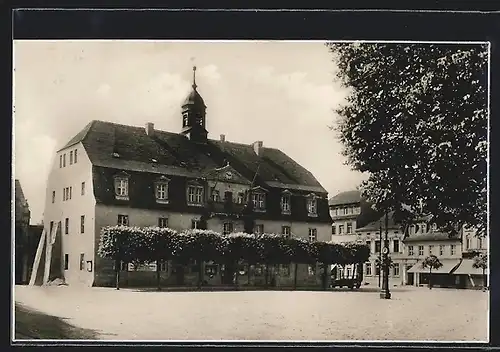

41,67,332,287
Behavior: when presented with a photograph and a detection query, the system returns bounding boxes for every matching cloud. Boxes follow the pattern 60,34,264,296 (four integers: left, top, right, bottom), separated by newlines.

198,64,221,84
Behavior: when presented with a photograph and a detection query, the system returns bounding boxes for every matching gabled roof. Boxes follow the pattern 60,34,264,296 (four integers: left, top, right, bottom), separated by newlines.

328,190,361,206
62,120,327,193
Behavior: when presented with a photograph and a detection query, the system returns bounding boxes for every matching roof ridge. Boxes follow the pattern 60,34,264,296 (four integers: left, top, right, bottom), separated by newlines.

57,120,96,152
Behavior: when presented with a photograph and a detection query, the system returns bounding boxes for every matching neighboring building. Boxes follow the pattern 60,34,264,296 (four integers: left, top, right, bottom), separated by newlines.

42,67,332,288
15,179,31,284
355,211,405,287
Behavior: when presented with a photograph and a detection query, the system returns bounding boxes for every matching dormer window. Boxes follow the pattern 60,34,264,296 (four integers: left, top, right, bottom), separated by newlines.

252,192,266,212
211,189,220,202
281,191,291,214
155,176,170,204
306,194,318,217
187,182,204,206
236,192,245,204
114,172,130,200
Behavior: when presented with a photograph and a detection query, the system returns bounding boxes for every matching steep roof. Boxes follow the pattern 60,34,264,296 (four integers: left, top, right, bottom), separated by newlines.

328,190,361,206
61,120,327,194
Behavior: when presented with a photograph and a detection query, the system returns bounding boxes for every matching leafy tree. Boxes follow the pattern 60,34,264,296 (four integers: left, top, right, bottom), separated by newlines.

326,43,488,236
421,255,443,289
472,253,488,291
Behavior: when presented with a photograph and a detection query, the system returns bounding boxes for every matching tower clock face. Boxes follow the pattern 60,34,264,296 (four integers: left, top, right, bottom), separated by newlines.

225,171,233,180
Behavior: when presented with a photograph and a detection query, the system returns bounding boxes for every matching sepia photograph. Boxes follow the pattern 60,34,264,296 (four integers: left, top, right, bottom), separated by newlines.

13,39,489,342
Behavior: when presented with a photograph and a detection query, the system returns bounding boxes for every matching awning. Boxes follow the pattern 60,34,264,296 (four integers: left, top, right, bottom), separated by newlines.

407,259,461,274
453,259,484,275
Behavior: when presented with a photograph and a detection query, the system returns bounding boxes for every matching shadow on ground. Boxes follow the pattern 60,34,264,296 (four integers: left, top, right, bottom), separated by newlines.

14,303,108,340
127,285,413,293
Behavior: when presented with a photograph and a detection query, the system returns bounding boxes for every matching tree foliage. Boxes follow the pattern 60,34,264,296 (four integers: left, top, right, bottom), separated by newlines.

326,43,488,236
472,253,488,270
421,254,443,272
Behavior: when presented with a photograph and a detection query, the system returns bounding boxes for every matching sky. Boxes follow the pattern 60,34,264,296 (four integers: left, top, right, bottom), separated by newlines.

13,40,367,224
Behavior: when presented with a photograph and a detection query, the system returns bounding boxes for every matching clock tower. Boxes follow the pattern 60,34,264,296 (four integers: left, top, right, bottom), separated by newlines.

181,66,208,143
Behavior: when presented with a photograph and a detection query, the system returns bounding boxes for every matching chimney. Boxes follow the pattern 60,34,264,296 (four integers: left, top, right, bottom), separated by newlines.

220,134,226,142
252,140,263,156
145,122,154,136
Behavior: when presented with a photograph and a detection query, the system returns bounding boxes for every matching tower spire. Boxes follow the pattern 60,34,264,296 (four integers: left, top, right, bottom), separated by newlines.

192,66,197,90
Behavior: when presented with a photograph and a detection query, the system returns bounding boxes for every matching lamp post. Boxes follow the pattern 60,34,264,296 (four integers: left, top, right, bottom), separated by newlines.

380,210,391,299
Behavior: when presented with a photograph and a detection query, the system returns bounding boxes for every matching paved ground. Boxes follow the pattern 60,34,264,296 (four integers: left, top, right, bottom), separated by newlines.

14,285,488,341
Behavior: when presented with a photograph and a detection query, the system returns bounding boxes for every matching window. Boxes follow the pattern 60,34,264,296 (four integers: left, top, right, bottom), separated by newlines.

429,245,434,255
347,223,353,234
254,224,264,235
236,192,245,204
223,222,233,235
117,214,129,226
282,226,291,238
79,253,85,271
74,149,78,163
393,240,400,253
375,265,380,276
120,261,128,271
64,254,69,270
375,240,381,253
366,240,371,253
252,192,266,211
114,177,129,199
308,228,317,242
393,263,400,277
158,217,168,228
80,215,85,234
280,264,290,276
450,245,456,255
307,196,317,216
65,218,69,234
465,236,471,249
418,245,424,256
183,113,189,127
52,191,55,204
70,151,74,165
69,186,72,199
157,261,168,272
211,189,220,202
156,182,169,202
281,194,291,214
365,262,372,276
188,185,204,204
332,226,336,235
191,219,200,229
333,208,338,216
308,265,316,276
478,237,483,249
348,207,353,215
439,245,444,256
63,153,66,167
408,245,414,256
49,221,54,235
344,208,348,215
339,225,344,234
59,155,63,168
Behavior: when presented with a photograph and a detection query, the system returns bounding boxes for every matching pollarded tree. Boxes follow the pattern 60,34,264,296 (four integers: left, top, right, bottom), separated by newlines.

421,254,443,289
326,43,488,237
472,253,488,291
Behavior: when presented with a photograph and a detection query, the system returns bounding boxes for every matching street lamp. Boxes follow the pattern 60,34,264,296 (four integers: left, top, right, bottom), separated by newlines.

380,210,391,299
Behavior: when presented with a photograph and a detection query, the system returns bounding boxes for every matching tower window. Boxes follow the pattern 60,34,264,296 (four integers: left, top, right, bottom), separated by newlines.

183,113,189,127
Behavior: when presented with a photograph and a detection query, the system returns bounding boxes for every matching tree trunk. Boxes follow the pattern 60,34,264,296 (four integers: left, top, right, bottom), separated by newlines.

265,263,269,288
156,260,161,291
248,262,251,286
483,268,486,291
293,263,298,290
198,260,203,289
322,263,327,290
234,261,239,288
428,268,432,289
115,258,120,290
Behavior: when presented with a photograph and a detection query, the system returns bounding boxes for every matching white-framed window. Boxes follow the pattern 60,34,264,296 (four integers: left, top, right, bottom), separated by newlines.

188,184,204,205
393,263,400,277
81,182,85,196
155,179,169,203
439,245,444,256
393,240,400,253
375,240,381,253
64,254,69,270
408,245,414,256
365,262,372,276
348,207,353,215
339,225,344,234
236,192,245,204
223,222,234,235
114,177,129,199
183,113,189,127
347,223,353,234
478,237,483,249
117,214,129,226
80,215,85,234
59,155,63,168
281,194,291,214
62,187,66,201
366,240,371,253
450,244,456,255
252,192,266,211
158,217,168,228
65,218,69,235
157,261,168,272
63,153,66,167
307,196,317,216
79,253,85,271
69,186,72,199
191,219,200,229
429,245,434,255
332,226,336,235
74,149,78,163
344,208,348,215
418,245,424,256
346,266,353,278
308,228,317,242
52,191,55,204
466,235,471,250
308,265,316,276
70,151,74,165
211,189,220,202
254,224,264,235
282,226,291,238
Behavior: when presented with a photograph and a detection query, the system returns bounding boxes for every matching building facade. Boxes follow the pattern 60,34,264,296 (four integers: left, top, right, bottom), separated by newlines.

15,180,31,284
42,68,332,288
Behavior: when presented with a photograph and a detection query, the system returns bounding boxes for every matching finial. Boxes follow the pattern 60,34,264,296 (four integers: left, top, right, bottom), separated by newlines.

192,65,197,90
